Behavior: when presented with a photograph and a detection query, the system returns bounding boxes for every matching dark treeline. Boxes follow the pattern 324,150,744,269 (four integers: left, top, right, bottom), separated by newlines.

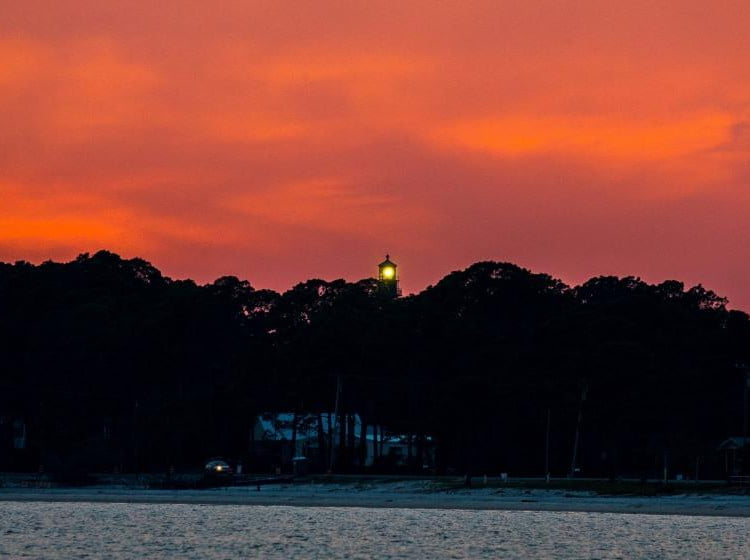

1,250,749,479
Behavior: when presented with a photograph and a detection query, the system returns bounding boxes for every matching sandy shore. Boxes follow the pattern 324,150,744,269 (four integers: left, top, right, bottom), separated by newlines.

2,481,750,517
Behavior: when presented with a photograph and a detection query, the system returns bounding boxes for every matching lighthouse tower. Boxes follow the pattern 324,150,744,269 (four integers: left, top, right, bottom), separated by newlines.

377,254,400,297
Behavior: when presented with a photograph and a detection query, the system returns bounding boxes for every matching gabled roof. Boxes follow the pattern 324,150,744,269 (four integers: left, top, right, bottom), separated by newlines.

718,436,750,450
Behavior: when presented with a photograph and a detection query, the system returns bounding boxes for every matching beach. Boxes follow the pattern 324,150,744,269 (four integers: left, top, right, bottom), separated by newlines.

2,480,749,517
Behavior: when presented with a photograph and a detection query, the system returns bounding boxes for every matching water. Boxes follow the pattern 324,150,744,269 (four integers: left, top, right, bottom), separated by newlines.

1,502,747,559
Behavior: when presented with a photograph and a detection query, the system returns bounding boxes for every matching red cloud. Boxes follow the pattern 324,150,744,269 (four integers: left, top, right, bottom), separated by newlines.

1,2,749,309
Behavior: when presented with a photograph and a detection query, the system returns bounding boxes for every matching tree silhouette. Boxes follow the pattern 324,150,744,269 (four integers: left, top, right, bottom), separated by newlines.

0,252,748,479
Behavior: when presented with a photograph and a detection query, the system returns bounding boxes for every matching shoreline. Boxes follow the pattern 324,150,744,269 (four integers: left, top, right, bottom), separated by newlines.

2,483,749,517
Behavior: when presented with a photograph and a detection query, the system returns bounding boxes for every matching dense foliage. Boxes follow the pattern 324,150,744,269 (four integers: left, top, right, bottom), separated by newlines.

1,251,748,478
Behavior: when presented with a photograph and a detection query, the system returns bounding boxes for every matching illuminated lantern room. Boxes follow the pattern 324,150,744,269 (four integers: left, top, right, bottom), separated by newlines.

377,254,400,297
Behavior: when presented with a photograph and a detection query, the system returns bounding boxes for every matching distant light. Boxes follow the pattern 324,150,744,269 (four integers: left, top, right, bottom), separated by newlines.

382,266,395,279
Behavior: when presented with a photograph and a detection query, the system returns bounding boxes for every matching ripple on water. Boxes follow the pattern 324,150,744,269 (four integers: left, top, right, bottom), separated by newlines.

0,502,748,559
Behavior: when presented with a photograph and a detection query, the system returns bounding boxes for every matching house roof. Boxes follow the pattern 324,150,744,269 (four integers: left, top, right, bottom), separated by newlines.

718,437,750,450
257,413,362,442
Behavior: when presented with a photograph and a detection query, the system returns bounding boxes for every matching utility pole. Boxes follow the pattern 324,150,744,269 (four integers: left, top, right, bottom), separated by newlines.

328,374,343,473
569,385,588,478
544,408,551,482
741,363,750,474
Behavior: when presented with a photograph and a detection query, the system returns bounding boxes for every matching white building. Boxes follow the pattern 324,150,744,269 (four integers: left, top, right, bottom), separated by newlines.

252,412,433,470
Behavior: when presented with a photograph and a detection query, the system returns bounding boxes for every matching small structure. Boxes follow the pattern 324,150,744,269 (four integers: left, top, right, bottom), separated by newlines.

377,254,401,297
718,437,749,451
719,437,750,475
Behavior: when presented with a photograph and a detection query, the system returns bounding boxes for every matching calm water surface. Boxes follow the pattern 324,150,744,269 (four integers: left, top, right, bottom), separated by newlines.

0,502,747,559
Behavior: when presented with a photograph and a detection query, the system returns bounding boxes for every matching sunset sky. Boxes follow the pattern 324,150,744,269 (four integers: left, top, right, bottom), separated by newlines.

2,1,749,308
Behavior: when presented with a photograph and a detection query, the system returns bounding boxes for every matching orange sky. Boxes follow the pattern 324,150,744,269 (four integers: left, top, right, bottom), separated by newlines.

2,1,750,308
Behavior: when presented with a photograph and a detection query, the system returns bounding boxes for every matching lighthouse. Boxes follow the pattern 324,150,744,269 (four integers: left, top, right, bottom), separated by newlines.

377,254,400,297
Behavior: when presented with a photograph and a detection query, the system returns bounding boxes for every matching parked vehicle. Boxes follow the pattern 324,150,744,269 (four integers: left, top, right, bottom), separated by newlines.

204,459,233,476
